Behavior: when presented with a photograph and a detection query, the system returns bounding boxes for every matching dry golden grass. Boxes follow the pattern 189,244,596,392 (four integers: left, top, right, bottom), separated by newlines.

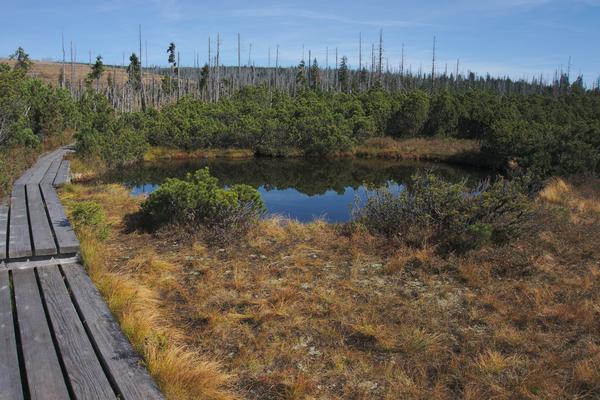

352,137,482,163
129,138,480,167
60,176,600,399
0,58,161,87
144,147,255,162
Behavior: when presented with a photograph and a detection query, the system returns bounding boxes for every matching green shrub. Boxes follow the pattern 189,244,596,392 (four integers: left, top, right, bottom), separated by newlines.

352,172,532,252
9,126,40,148
71,201,111,240
98,126,148,168
75,89,148,167
141,168,264,242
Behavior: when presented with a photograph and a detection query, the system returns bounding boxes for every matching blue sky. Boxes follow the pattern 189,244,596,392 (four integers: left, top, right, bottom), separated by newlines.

1,0,599,83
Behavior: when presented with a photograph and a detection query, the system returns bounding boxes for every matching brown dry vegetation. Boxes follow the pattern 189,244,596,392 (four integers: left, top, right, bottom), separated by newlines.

0,58,161,87
59,177,600,400
137,138,480,164
351,137,484,166
144,147,256,162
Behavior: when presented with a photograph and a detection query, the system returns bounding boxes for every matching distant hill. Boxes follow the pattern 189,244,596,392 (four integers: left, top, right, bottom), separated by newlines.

0,58,162,87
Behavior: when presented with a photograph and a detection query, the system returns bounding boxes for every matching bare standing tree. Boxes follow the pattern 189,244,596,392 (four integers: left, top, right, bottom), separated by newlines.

359,32,362,72
61,32,66,88
431,36,436,87
455,58,460,88
216,34,220,101
139,25,146,110
275,45,279,90
177,52,181,100
401,43,405,76
237,32,241,89
378,29,383,83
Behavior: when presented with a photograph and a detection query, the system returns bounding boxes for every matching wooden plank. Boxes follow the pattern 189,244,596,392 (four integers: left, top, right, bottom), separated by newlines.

8,185,32,259
13,168,35,185
14,150,60,186
12,268,70,400
62,263,164,400
26,159,54,185
40,184,79,254
41,158,62,185
24,149,66,185
26,185,57,257
0,270,24,400
38,267,116,399
0,198,8,261
53,160,71,187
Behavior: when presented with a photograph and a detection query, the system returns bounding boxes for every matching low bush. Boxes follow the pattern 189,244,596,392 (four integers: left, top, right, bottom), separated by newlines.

352,172,533,252
71,200,111,240
141,167,264,242
75,90,148,168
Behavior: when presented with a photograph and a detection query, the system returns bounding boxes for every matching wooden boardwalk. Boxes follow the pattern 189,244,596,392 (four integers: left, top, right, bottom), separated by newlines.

1,148,78,262
0,148,163,400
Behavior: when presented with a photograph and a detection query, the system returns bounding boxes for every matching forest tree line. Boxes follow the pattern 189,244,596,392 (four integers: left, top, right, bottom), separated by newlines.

1,47,599,186
36,38,596,111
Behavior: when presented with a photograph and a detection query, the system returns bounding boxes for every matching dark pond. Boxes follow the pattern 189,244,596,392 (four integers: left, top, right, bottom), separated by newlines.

102,158,488,223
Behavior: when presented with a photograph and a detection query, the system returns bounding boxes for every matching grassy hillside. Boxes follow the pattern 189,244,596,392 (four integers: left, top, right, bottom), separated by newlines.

0,58,161,87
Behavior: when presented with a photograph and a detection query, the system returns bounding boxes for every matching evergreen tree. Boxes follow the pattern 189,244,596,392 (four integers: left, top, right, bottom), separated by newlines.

199,63,209,93
166,42,178,96
167,43,177,68
309,58,320,90
87,55,105,90
296,60,307,88
127,53,142,91
9,47,32,73
338,56,349,93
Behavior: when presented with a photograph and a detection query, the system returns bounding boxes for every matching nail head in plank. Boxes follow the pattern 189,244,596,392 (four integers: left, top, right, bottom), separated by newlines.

40,185,79,254
0,270,24,400
8,185,32,259
12,268,70,400
38,267,116,399
0,198,8,261
62,263,164,400
26,185,57,257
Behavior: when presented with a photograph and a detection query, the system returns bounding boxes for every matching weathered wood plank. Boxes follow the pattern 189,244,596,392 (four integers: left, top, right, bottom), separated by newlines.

62,263,164,400
12,268,70,400
15,149,63,186
53,160,71,187
40,184,79,254
14,159,46,186
26,159,54,185
13,168,35,186
38,267,116,399
0,270,24,400
41,158,62,186
26,185,57,257
0,198,8,261
8,185,32,259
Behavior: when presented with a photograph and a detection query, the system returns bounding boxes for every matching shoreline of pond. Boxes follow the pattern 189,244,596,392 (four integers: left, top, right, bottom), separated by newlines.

142,137,492,170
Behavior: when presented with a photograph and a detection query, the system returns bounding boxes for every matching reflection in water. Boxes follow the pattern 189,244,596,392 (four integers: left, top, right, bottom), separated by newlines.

102,158,488,222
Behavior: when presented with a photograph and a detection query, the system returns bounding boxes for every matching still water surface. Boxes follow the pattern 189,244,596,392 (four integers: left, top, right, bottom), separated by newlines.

103,158,487,223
